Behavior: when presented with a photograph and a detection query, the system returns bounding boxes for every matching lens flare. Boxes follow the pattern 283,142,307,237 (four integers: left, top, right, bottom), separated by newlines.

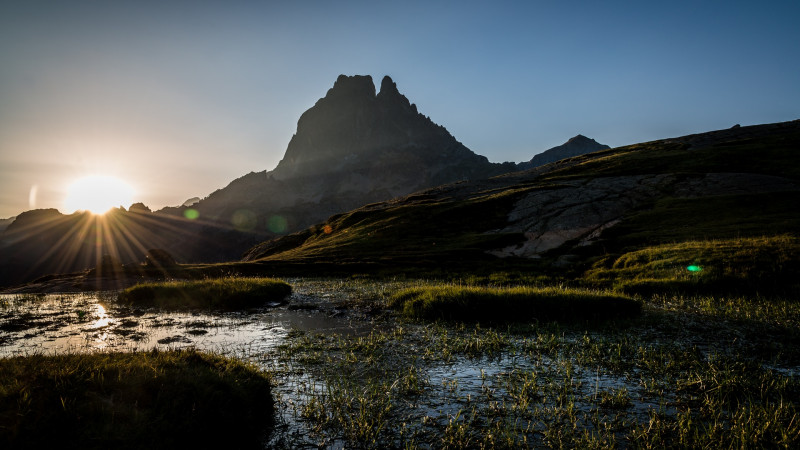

28,184,38,209
232,209,258,231
268,215,288,233
686,265,703,272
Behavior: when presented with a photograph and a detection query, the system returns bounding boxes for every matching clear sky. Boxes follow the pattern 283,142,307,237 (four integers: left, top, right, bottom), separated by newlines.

1,0,798,218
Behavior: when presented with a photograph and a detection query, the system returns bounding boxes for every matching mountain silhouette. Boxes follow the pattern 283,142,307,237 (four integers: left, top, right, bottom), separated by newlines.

188,75,513,234
518,135,610,170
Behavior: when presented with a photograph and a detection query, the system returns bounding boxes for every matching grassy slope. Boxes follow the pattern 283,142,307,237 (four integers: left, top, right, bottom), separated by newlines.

540,122,800,182
585,235,800,296
247,187,531,264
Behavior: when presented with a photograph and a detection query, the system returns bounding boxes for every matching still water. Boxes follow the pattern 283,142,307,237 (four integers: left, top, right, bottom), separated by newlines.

0,281,368,357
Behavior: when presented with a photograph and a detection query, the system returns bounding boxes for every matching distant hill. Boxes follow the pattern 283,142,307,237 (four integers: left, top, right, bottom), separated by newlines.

517,135,610,170
243,120,800,274
0,207,259,286
0,216,16,233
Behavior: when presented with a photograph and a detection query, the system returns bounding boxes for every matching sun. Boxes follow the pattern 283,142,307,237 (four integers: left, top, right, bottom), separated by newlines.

64,175,136,215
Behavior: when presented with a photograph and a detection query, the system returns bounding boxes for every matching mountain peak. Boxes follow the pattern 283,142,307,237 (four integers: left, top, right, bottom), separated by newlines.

327,74,376,100
379,75,399,96
518,135,610,170
272,74,486,180
566,134,602,145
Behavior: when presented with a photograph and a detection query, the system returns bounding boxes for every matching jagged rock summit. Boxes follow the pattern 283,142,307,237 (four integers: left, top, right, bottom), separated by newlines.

272,75,493,181
518,135,610,170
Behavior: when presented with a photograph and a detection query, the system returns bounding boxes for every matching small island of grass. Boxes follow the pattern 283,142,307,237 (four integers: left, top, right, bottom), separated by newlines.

390,284,641,322
118,277,292,310
0,349,273,449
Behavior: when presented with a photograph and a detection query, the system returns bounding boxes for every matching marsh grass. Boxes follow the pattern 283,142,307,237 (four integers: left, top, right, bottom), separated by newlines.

117,277,291,310
389,284,641,322
257,279,800,448
0,349,273,449
585,235,800,297
271,314,800,448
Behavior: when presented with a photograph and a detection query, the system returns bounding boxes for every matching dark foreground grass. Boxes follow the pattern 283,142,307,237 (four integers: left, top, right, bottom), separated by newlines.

118,277,291,310
0,349,273,450
389,284,641,322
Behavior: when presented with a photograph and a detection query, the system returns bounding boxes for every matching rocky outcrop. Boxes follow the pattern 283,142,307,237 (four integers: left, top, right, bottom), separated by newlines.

518,135,610,170
488,173,799,258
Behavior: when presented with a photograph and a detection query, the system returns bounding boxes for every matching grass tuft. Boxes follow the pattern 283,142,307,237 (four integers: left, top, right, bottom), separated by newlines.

118,277,291,310
0,349,273,449
389,284,641,322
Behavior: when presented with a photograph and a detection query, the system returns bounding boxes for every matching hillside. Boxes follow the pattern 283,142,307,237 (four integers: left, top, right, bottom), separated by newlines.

243,120,800,288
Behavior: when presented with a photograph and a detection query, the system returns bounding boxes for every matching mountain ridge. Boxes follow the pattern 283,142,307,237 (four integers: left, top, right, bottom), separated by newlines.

518,135,610,170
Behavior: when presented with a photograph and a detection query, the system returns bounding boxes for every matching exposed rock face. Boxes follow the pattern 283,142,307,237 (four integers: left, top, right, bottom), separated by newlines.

487,173,799,258
518,135,610,170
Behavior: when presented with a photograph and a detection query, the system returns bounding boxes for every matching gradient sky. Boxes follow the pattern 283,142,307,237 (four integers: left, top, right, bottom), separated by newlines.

1,0,798,218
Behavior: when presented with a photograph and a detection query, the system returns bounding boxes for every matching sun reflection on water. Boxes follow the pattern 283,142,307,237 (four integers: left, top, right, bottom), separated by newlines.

87,303,112,330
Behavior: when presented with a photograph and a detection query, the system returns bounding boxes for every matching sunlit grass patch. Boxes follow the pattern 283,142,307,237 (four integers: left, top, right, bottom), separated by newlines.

585,235,800,296
118,277,291,310
389,284,641,322
0,349,273,449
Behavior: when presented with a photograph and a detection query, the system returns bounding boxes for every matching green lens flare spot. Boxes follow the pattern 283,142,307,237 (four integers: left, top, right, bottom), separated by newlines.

686,265,703,272
184,208,199,220
267,215,288,234
232,209,258,232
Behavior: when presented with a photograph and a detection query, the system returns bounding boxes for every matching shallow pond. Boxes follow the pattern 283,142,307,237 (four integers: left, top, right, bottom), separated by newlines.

0,283,367,357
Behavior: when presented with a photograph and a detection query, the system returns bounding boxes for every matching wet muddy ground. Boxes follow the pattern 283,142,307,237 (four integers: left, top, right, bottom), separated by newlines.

2,279,799,448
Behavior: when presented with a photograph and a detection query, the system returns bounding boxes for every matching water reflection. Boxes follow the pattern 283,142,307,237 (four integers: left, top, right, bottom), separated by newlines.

0,288,368,357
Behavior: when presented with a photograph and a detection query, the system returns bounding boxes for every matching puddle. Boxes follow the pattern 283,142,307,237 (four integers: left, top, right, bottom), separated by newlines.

0,284,370,357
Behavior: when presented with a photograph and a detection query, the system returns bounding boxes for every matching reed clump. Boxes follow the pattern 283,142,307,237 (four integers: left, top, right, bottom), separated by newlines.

118,277,291,310
389,284,641,322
